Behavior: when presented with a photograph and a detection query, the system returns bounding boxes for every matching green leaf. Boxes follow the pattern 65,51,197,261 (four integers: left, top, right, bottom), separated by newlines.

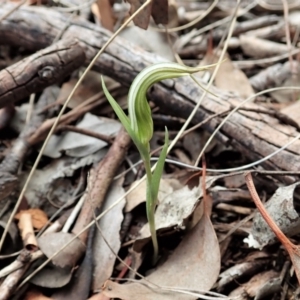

150,127,169,202
101,77,134,138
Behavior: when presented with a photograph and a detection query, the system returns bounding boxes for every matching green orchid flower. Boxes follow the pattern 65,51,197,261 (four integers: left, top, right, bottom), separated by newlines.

102,62,215,263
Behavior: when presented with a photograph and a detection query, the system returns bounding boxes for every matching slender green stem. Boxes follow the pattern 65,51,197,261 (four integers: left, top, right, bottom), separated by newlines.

143,153,159,263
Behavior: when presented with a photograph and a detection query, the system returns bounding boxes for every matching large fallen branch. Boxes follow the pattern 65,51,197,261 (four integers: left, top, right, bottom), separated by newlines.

1,4,300,176
0,38,85,108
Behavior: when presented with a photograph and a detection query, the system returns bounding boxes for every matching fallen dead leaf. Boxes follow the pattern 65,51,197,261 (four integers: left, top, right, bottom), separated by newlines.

202,51,254,99
125,177,178,212
15,208,48,230
103,213,220,300
56,71,104,109
150,0,168,26
93,0,115,31
126,0,152,29
38,232,86,268
134,177,217,249
30,263,73,289
126,0,168,29
23,149,107,216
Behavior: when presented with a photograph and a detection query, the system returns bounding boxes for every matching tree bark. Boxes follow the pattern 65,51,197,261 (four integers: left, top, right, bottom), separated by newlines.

1,3,300,176
0,38,85,108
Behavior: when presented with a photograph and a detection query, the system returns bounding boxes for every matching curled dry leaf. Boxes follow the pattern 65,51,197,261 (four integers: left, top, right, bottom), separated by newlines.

103,213,220,300
17,211,38,251
23,150,107,216
244,182,300,249
125,178,179,212
15,208,48,230
133,183,201,252
134,177,217,249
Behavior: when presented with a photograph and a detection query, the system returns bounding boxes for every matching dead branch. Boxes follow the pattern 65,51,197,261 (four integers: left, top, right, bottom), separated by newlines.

0,86,59,201
0,38,85,108
72,128,131,242
1,4,300,179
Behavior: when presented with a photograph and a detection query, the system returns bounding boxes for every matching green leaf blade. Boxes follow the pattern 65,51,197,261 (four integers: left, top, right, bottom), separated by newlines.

150,127,169,202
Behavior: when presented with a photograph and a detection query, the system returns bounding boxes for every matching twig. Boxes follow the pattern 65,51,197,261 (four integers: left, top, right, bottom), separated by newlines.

72,128,131,243
18,212,38,251
0,0,27,22
244,172,300,284
59,125,114,144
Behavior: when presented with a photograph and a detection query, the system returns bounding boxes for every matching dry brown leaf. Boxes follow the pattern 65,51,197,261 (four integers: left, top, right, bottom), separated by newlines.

103,280,181,300
126,0,152,29
56,71,104,109
133,183,202,253
202,51,254,99
126,0,168,29
215,55,254,99
93,0,115,31
15,208,48,230
244,270,280,298
104,213,220,300
150,0,168,26
44,113,121,158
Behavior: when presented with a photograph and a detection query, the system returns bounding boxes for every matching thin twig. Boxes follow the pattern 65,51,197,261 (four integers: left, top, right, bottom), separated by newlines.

244,172,292,247
0,0,27,22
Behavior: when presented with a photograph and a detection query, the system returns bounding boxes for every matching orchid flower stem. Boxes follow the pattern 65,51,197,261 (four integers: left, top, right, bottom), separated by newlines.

102,62,218,264
143,154,159,263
